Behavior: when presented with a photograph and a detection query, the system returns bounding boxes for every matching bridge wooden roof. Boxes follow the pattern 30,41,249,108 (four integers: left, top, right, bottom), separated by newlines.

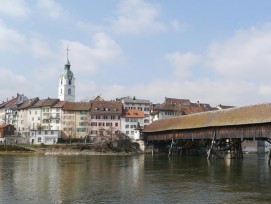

143,103,271,133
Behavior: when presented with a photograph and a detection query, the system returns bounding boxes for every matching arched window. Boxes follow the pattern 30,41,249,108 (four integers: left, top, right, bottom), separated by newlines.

68,88,71,95
60,79,63,85
60,89,62,94
69,80,72,85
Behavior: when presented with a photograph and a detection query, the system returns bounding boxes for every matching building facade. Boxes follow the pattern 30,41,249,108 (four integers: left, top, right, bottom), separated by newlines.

89,100,122,140
120,109,145,140
118,96,151,127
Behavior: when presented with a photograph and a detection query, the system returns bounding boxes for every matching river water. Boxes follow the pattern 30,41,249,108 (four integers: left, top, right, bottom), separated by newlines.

0,153,270,204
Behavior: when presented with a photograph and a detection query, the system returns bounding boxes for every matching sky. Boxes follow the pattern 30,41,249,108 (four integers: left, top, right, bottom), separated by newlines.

1,0,271,106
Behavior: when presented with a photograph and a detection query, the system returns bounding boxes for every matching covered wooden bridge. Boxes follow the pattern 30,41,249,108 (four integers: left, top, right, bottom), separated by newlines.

142,103,271,159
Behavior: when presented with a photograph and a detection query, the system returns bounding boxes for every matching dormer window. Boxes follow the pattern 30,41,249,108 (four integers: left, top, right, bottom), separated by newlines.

104,107,110,111
94,107,99,111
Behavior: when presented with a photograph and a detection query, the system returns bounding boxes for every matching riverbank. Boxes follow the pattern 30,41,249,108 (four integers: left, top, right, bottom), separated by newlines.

0,143,138,156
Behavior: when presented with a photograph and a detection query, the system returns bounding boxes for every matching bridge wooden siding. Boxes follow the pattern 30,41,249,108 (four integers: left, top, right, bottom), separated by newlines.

142,103,271,142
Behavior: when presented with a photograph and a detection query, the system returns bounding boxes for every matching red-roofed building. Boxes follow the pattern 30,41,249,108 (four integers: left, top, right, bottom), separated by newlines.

89,99,122,140
121,109,145,140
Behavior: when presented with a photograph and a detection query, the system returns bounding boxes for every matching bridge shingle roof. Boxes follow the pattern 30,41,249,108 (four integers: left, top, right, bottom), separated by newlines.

143,103,271,133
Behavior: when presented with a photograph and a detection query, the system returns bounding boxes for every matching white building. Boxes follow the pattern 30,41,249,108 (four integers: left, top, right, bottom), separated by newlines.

121,109,145,140
16,97,39,137
0,93,28,125
118,96,150,127
30,130,61,145
51,101,65,131
58,57,75,102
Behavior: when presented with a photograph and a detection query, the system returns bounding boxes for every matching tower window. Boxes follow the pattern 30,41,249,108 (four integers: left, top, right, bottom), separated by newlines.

60,89,62,94
61,79,63,85
68,88,71,95
69,80,72,85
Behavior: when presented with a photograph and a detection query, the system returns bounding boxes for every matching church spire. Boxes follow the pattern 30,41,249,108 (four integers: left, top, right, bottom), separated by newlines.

65,46,71,68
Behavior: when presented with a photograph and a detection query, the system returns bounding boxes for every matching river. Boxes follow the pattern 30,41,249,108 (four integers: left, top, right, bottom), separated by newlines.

0,153,270,204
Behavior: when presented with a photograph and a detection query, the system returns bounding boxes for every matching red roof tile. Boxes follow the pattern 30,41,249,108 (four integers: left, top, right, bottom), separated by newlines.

123,109,145,118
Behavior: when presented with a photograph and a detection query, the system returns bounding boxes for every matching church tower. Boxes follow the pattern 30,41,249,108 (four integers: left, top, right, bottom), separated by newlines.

58,48,75,102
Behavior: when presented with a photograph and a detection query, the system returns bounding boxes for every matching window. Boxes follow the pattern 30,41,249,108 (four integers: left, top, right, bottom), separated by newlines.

115,123,118,127
125,118,129,122
106,123,112,127
68,88,71,95
79,122,88,126
69,80,72,85
111,116,115,120
45,131,48,135
80,111,87,114
126,131,129,135
60,89,62,94
51,131,54,135
35,111,37,115
61,79,63,85
125,125,129,128
131,131,134,135
91,122,97,126
38,137,41,142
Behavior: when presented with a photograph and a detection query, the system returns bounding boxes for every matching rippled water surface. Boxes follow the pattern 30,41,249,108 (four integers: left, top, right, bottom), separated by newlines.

0,153,270,204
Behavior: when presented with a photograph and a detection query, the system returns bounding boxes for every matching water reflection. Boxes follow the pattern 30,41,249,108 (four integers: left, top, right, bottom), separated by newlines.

0,153,270,203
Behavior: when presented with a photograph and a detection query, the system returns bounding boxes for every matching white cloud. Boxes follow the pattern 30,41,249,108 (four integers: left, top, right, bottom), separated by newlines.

60,32,122,73
0,68,40,102
0,0,30,18
37,0,66,20
166,52,201,78
30,38,55,60
208,24,271,81
0,21,26,52
169,19,187,32
111,0,166,34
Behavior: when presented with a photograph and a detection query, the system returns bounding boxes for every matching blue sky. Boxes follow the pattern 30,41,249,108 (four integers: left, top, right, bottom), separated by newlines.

1,0,271,106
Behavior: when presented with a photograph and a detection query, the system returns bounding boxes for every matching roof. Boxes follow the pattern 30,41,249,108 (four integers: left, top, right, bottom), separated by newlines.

90,100,122,115
123,109,145,118
61,59,73,78
0,94,28,110
30,98,59,108
152,102,216,114
165,97,191,105
53,101,66,108
143,103,271,133
118,96,150,104
62,102,91,111
17,97,39,110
